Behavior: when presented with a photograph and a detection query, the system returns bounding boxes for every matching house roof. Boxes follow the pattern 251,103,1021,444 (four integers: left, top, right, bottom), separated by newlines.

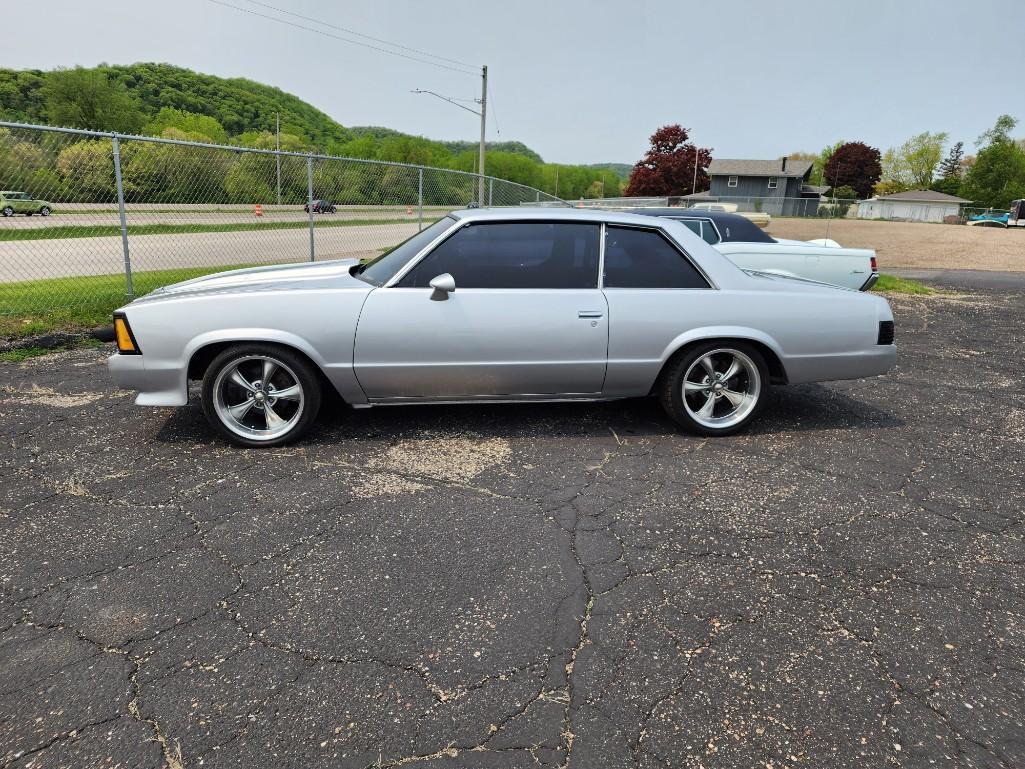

872,189,971,204
708,159,813,178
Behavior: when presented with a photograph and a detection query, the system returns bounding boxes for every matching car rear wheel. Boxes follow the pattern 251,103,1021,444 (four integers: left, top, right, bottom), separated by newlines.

1,207,12,217
40,207,51,216
659,342,767,436
201,344,322,447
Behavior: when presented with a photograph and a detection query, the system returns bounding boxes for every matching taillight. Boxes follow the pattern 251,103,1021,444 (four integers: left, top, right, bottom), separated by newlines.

870,256,878,272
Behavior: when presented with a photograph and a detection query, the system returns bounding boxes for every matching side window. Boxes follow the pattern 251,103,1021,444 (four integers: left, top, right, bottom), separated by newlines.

679,219,702,237
399,222,600,289
603,226,710,289
696,219,720,245
767,177,778,189
727,176,738,188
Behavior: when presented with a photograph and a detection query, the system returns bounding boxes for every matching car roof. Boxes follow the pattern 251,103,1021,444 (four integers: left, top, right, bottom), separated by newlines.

449,206,680,228
628,208,776,243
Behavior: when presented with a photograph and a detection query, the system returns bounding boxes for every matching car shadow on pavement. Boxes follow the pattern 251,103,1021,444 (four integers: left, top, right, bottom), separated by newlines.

152,382,903,447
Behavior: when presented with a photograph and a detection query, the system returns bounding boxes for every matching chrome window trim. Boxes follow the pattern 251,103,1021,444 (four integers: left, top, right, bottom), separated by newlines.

602,223,719,290
666,216,722,245
386,218,604,290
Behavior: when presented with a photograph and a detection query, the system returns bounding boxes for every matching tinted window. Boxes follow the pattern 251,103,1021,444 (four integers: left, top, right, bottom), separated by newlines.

399,222,600,289
680,219,702,237
603,226,710,289
357,217,455,286
674,218,720,245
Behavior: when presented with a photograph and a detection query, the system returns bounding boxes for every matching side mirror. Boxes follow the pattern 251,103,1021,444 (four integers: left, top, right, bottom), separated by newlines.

428,273,456,300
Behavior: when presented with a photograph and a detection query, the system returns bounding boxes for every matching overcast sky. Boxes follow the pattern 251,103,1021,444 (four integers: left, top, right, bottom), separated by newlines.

5,0,1023,164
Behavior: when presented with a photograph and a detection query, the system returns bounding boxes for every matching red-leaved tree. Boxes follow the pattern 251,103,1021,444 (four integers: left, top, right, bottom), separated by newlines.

824,141,882,199
624,125,713,197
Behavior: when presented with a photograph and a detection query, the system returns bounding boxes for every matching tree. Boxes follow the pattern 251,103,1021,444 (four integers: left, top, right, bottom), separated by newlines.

144,107,227,143
56,140,116,200
976,114,1016,147
960,115,1025,208
624,125,712,197
40,67,143,133
823,142,882,198
880,132,948,190
938,141,965,179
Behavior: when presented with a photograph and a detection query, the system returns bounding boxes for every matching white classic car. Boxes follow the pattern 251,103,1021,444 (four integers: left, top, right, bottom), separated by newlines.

638,209,878,291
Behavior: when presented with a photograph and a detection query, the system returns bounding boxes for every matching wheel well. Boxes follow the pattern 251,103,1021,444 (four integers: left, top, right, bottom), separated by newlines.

187,341,338,395
651,337,788,393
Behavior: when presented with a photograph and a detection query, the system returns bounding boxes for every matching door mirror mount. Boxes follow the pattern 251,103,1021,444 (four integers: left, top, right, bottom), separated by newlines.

428,273,456,300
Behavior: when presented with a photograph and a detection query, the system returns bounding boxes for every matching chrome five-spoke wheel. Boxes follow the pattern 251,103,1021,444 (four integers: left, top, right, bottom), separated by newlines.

660,342,768,436
682,349,761,429
202,345,322,447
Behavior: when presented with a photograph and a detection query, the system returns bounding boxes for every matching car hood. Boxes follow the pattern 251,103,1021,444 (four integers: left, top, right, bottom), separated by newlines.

134,259,370,302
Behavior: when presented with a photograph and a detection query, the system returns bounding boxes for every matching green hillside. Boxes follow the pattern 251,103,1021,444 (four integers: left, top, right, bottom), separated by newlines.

0,63,621,198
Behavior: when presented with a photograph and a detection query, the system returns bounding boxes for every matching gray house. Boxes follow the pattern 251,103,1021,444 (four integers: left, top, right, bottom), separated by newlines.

704,158,825,216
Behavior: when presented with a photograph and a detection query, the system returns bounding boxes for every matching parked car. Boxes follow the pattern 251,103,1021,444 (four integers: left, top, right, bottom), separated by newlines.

108,208,895,447
0,190,54,217
687,201,771,228
304,199,336,213
636,209,878,291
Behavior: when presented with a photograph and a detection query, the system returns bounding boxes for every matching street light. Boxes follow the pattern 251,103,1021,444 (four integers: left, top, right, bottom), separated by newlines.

412,65,488,204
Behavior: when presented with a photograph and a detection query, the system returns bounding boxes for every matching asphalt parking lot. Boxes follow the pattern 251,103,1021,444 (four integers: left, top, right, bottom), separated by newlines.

2,280,1025,769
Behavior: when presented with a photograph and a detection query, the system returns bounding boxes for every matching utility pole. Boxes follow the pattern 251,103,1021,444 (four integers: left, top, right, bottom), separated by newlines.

411,64,489,205
478,65,487,205
692,149,699,197
275,112,281,206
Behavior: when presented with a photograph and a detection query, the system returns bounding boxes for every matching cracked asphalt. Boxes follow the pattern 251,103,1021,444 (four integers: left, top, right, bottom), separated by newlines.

2,284,1024,769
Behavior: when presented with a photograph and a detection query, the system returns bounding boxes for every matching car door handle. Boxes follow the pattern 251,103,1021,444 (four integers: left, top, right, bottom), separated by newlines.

578,310,604,319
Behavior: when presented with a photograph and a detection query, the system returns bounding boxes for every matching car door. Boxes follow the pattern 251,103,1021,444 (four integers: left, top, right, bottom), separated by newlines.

13,193,30,214
353,220,608,400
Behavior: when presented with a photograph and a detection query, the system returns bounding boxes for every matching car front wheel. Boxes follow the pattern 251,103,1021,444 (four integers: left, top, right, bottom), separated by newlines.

659,342,767,436
201,344,322,447
40,207,51,216
2,207,14,216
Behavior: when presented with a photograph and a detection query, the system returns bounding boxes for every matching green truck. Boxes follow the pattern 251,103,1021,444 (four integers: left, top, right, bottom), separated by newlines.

1,191,54,217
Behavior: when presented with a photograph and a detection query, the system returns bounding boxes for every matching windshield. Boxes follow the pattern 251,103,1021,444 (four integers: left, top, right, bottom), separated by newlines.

356,217,456,286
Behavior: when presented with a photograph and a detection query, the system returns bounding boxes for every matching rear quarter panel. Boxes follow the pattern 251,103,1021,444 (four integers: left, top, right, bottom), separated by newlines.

602,282,891,396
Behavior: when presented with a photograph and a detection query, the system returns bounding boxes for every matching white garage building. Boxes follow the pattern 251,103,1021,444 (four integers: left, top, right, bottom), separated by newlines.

856,189,970,223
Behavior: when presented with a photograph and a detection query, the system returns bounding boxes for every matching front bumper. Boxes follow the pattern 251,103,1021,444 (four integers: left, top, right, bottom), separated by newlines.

860,273,880,291
108,353,189,406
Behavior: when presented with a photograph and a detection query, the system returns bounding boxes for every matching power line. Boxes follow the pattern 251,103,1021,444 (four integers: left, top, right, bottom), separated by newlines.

487,82,501,136
242,0,478,70
207,0,478,75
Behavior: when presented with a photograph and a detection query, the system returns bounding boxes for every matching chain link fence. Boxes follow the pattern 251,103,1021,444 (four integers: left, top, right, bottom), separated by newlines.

0,121,563,327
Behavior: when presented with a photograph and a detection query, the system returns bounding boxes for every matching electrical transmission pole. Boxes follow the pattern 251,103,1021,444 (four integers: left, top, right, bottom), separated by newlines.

478,65,487,205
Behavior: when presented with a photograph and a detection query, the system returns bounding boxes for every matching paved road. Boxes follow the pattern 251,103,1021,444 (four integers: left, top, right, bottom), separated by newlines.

0,222,422,281
2,287,1024,768
0,209,452,230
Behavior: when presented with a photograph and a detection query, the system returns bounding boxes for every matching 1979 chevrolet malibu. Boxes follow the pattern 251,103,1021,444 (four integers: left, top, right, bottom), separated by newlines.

108,208,896,447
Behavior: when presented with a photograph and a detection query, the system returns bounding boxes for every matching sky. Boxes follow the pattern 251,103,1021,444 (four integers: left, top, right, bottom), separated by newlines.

4,0,1024,165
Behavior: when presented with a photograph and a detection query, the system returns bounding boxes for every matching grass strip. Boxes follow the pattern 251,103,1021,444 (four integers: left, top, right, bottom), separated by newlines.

873,274,935,294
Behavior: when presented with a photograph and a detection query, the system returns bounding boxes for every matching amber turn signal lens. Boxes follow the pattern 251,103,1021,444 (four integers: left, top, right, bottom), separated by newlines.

114,316,138,353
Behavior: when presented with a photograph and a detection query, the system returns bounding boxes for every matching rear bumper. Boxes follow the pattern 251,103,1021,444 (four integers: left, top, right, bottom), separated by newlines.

108,353,189,406
860,273,880,291
784,345,896,385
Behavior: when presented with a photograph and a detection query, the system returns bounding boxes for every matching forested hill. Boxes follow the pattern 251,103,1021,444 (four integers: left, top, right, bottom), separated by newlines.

0,63,622,198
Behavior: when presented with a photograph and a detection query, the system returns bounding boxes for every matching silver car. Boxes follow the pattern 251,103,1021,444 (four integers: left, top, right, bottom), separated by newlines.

108,208,896,447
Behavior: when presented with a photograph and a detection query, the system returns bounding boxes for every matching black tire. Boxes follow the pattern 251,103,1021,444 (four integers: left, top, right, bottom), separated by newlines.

1,207,12,217
25,212,32,217
201,343,322,448
658,341,769,437
40,207,51,216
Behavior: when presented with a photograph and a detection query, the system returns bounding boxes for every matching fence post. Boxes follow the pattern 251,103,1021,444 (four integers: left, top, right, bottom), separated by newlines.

111,134,133,300
489,178,494,207
417,168,424,232
306,154,315,262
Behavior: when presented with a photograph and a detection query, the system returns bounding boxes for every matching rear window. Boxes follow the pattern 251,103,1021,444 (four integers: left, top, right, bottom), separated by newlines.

603,226,710,289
